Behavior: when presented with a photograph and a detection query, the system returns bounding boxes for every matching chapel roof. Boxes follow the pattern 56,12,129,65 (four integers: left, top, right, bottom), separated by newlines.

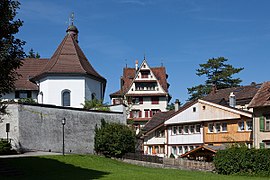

31,25,106,83
15,58,49,90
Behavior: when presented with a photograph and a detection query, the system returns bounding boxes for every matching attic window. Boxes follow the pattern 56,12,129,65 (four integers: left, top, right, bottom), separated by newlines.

202,106,206,110
193,107,196,112
143,64,146,68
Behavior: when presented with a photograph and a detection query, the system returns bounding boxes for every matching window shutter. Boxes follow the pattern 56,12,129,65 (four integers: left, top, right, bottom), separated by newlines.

128,97,131,104
139,111,142,117
130,111,133,118
260,116,265,132
260,142,265,149
139,97,143,104
150,111,153,117
145,110,148,118
113,99,115,105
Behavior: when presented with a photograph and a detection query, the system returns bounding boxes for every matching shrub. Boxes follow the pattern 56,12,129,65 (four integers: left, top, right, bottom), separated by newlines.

213,147,270,176
82,99,110,111
0,140,13,155
18,98,37,104
94,119,135,158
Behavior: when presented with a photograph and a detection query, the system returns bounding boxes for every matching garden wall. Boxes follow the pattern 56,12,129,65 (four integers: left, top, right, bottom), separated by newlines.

0,103,126,154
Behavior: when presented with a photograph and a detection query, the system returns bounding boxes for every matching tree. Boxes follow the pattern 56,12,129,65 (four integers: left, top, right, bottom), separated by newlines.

0,0,25,118
187,57,244,100
94,119,135,158
82,99,110,111
27,48,40,58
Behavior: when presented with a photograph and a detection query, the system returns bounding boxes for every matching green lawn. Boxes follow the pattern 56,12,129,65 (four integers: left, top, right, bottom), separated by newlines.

0,155,268,180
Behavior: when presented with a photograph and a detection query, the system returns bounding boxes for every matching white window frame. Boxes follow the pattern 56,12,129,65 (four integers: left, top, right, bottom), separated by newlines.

215,122,221,133
195,124,201,133
208,123,214,133
265,115,270,131
238,121,245,131
221,122,228,132
178,146,183,155
246,120,253,131
190,125,195,134
172,146,177,155
183,125,189,134
172,126,177,135
178,126,183,134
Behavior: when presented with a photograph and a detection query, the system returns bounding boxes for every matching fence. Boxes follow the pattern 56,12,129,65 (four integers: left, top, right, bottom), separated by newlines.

123,153,163,164
122,153,214,171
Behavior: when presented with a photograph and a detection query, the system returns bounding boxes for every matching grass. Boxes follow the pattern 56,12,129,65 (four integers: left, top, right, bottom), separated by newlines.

0,155,269,180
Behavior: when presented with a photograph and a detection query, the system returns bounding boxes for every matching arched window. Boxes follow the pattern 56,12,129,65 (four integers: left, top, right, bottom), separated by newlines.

62,90,71,106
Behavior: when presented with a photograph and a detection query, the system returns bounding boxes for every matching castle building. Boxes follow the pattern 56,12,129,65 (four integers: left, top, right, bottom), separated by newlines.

110,59,171,130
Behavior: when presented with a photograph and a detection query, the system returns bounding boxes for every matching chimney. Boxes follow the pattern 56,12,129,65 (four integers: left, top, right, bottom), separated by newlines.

135,60,139,71
210,84,217,94
174,99,180,112
229,92,236,107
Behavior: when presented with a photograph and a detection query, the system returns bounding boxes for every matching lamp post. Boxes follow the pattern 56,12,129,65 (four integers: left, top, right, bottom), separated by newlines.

62,118,66,156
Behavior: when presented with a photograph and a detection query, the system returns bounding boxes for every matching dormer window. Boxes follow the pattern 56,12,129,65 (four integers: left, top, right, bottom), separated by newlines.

141,71,149,78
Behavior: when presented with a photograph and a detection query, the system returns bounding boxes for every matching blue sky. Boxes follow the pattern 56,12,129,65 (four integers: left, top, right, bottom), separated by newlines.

17,0,270,104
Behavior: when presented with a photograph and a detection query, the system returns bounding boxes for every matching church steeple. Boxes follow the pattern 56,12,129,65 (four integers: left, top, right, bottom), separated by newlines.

66,12,79,42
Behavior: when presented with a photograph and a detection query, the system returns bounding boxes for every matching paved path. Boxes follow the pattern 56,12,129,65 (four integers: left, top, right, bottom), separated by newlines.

0,151,62,158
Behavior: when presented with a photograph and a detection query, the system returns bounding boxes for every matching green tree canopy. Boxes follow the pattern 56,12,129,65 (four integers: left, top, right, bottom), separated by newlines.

94,119,135,158
187,57,244,101
0,0,25,118
27,48,40,59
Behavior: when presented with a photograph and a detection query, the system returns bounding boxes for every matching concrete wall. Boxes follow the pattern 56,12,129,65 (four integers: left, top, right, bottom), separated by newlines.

0,103,125,154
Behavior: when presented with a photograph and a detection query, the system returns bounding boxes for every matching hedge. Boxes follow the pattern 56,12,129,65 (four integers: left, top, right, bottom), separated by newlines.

213,147,270,176
94,119,135,158
0,140,13,155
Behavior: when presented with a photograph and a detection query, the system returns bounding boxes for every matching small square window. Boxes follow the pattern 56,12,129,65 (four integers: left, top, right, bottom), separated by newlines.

172,126,177,135
215,123,221,133
246,120,252,131
178,126,183,134
193,107,196,112
195,124,201,133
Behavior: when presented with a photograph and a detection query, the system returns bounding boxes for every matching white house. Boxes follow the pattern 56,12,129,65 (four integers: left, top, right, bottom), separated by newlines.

110,59,171,130
2,24,106,108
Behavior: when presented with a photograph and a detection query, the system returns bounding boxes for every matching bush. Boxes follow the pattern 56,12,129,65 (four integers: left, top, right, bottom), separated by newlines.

0,140,13,155
213,147,270,176
82,99,110,111
94,119,135,158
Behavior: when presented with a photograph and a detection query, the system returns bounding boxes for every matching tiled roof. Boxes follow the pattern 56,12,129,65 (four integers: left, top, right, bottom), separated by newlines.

15,58,49,90
203,84,261,106
248,81,270,108
110,66,169,98
142,110,175,133
31,33,106,83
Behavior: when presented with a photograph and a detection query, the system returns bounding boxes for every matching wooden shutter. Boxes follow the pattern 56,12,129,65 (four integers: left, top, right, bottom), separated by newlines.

150,111,153,117
130,111,133,118
139,97,143,104
139,111,142,117
260,116,265,132
260,142,265,149
145,110,148,118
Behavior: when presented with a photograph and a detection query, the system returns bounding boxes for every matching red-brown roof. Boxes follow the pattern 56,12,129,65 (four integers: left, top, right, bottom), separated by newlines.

110,66,169,98
203,83,261,106
15,58,49,90
31,33,106,83
248,81,270,108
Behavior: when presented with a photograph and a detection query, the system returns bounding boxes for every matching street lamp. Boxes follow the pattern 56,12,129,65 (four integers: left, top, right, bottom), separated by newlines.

62,118,66,156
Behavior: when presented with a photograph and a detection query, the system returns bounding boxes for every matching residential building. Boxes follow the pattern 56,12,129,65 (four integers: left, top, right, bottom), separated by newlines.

2,23,106,108
248,81,270,149
110,59,171,130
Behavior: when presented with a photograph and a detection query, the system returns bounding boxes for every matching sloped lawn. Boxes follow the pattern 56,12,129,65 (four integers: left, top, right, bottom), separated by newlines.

0,155,268,180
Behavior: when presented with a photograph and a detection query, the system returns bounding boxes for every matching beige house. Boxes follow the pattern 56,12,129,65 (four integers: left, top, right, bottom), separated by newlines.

248,81,270,149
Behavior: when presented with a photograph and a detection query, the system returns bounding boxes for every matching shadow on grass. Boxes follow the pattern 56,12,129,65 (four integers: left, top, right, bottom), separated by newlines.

0,156,109,180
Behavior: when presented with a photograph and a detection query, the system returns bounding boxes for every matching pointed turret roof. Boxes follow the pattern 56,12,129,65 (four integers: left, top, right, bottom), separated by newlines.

31,25,106,83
